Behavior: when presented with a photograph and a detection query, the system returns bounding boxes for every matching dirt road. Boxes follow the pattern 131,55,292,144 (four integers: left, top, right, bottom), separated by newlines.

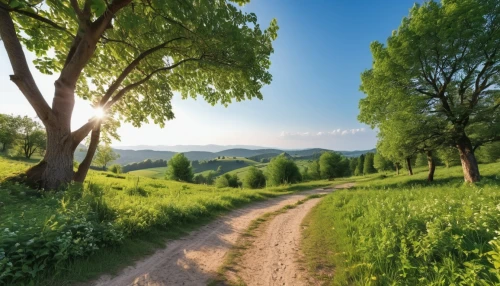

91,183,353,286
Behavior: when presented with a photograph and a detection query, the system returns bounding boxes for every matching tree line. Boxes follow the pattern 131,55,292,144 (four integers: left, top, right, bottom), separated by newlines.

0,114,46,159
358,0,500,183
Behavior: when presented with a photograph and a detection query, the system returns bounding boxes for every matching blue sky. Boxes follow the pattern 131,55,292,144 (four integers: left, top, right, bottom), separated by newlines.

0,0,421,151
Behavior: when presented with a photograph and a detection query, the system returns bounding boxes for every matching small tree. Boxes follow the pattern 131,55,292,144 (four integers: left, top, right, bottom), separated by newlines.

308,160,321,180
93,145,119,170
319,152,343,180
244,167,266,189
0,114,20,152
362,153,376,175
355,155,365,176
266,154,301,186
206,171,217,185
194,174,207,184
166,153,193,182
17,116,46,159
109,164,123,174
373,153,392,173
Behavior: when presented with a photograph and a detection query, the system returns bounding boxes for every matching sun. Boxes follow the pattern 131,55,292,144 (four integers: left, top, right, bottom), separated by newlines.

94,107,105,119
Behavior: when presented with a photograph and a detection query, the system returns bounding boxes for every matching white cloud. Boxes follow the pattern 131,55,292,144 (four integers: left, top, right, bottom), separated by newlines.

279,128,366,139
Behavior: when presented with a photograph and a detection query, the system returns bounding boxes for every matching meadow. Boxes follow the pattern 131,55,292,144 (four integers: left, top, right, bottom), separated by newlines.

0,156,332,284
302,163,500,285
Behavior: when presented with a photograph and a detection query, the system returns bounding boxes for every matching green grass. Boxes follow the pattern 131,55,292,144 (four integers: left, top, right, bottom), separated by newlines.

0,157,332,285
302,163,500,285
127,157,261,178
127,166,168,178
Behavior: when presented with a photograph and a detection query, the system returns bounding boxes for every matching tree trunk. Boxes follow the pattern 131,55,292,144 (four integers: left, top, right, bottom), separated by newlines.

74,125,101,183
426,150,436,182
457,135,480,183
25,127,74,190
395,163,400,175
406,157,413,175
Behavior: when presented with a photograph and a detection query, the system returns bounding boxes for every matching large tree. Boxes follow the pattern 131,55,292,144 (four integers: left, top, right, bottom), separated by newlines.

0,0,278,189
359,0,500,183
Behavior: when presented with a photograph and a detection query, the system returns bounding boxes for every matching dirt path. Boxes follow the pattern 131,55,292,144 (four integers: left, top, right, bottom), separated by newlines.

90,186,347,286
224,182,355,286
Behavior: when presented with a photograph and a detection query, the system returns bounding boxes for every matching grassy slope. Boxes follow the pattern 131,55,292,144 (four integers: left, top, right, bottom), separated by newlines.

127,157,261,178
0,157,333,285
302,163,500,285
127,166,168,178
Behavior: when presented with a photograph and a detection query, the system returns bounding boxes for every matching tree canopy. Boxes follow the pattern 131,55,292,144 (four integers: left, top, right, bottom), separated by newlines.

359,0,500,182
0,0,278,189
165,153,193,182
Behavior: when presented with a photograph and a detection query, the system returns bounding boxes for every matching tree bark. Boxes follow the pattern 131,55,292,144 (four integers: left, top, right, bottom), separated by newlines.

74,124,101,183
426,150,436,182
406,157,413,175
25,126,74,190
456,135,480,183
395,163,400,175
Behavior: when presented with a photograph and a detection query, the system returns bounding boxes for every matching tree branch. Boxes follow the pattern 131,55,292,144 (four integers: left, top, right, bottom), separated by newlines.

9,6,75,38
0,5,54,125
105,57,202,109
71,117,99,149
99,37,186,106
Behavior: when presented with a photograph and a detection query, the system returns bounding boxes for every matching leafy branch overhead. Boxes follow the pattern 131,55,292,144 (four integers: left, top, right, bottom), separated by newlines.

0,0,278,189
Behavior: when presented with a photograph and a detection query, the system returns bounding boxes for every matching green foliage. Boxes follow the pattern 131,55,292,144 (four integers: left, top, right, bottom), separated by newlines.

243,166,266,189
319,152,344,180
373,153,393,172
358,0,500,182
0,157,330,284
266,154,302,186
0,114,20,153
303,162,500,285
109,164,123,174
355,154,365,176
93,145,120,170
476,142,500,164
437,147,461,168
362,152,376,175
215,173,241,188
307,160,321,180
165,153,193,183
415,153,428,167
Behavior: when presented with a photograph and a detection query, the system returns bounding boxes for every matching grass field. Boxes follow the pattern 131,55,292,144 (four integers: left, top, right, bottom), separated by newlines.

127,166,168,178
127,157,261,178
0,156,333,285
302,163,500,285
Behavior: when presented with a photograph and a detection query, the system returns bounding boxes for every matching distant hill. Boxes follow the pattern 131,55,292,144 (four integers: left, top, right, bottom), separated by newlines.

75,145,376,166
112,144,270,153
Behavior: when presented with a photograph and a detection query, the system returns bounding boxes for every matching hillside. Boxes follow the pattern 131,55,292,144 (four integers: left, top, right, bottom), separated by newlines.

76,146,375,166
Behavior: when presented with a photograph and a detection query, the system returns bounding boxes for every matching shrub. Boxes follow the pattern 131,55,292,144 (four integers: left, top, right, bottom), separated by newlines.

215,174,241,188
266,154,302,186
109,164,123,174
244,167,266,189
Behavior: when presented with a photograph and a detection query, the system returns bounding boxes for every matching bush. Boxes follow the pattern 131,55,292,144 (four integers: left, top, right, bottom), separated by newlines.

166,153,193,182
109,164,123,174
266,154,302,186
215,174,241,188
244,167,266,189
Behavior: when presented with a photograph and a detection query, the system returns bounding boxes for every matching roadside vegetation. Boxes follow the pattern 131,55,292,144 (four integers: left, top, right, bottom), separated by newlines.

302,162,500,285
0,156,332,284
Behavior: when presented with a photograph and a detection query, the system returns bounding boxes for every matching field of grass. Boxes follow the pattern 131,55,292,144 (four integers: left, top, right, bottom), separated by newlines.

127,157,260,178
127,166,168,179
302,163,500,285
0,157,332,285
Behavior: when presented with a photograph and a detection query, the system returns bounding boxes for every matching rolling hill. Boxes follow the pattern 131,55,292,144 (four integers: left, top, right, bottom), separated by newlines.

75,145,375,166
